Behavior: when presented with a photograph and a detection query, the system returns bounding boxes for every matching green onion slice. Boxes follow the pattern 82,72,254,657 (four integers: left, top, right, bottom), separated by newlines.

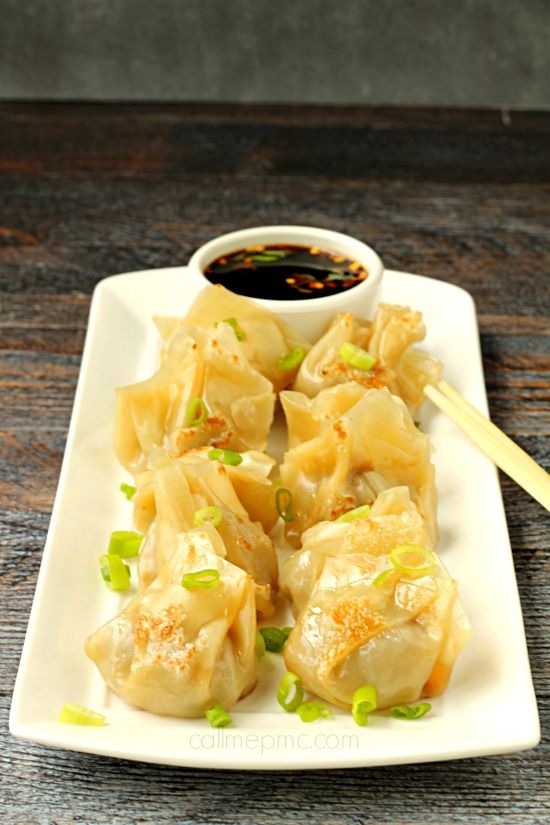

335,504,370,523
59,703,106,726
184,397,208,427
278,347,306,371
119,482,136,500
255,631,266,660
193,505,223,527
389,702,432,720
352,684,378,726
100,554,131,591
107,530,143,559
205,704,233,728
252,253,281,262
259,626,292,654
297,702,333,723
277,672,304,713
207,448,243,466
275,487,294,523
339,342,377,371
181,568,220,590
372,568,394,587
216,317,246,341
389,544,436,576
271,477,282,489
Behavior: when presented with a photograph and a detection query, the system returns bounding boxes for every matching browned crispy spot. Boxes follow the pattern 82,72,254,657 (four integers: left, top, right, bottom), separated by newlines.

332,420,346,440
236,534,253,552
331,598,382,639
205,415,227,427
135,605,180,647
329,494,355,519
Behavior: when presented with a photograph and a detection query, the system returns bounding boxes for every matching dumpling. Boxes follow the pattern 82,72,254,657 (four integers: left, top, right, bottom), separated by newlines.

134,448,278,616
279,385,437,548
114,321,275,474
157,284,311,392
284,544,471,710
281,383,366,449
294,304,442,413
85,526,257,717
134,447,278,535
281,487,433,616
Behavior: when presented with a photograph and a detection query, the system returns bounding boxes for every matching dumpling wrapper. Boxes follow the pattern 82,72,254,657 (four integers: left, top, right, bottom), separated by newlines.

157,284,311,392
134,449,278,616
85,525,257,718
280,385,437,548
294,304,442,413
284,549,471,710
114,322,275,474
281,486,433,616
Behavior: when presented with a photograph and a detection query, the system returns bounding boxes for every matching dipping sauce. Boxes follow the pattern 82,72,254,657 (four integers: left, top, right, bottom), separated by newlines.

203,244,369,301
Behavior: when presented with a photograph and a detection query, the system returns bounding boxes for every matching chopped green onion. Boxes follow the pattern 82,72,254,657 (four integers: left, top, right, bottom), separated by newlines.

252,253,281,262
275,487,294,523
59,703,106,726
194,505,223,527
297,702,333,723
389,703,432,720
107,530,143,559
119,482,136,500
277,672,304,713
252,249,287,259
335,504,370,523
205,704,233,728
181,568,221,590
278,347,306,371
216,317,246,341
372,568,394,587
414,420,421,429
259,626,292,653
185,397,208,427
389,544,436,576
271,477,282,489
100,554,131,591
339,342,377,371
352,684,378,726
207,448,243,466
255,631,266,660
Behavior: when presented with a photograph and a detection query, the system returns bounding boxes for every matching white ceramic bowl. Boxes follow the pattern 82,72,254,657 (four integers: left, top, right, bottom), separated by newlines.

187,225,384,340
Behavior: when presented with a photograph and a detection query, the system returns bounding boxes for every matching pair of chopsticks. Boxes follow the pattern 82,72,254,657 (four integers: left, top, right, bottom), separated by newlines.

424,380,550,511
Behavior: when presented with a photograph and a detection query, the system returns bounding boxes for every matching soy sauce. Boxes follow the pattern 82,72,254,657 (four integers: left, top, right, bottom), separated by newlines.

204,244,369,301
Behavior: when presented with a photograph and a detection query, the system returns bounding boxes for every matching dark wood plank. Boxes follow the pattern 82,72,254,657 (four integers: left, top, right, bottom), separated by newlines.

0,103,549,825
0,103,549,182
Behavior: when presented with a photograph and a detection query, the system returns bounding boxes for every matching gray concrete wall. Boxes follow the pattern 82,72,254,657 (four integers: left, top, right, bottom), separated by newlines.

1,0,549,107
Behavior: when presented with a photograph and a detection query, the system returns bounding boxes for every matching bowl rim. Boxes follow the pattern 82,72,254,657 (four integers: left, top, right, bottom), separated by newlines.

187,224,384,313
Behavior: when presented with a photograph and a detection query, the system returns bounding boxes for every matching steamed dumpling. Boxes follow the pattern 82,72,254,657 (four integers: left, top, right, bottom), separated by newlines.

284,546,471,710
114,321,275,474
279,385,437,548
85,526,257,718
281,487,433,616
134,448,278,616
294,304,442,413
157,284,311,392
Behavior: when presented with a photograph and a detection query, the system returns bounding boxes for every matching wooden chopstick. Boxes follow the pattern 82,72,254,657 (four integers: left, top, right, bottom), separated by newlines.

424,380,550,511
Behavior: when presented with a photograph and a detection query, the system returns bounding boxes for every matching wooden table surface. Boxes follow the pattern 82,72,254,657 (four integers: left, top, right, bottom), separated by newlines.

0,103,548,824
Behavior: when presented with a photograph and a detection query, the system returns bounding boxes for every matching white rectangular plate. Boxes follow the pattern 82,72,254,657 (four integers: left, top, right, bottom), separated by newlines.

10,268,540,770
